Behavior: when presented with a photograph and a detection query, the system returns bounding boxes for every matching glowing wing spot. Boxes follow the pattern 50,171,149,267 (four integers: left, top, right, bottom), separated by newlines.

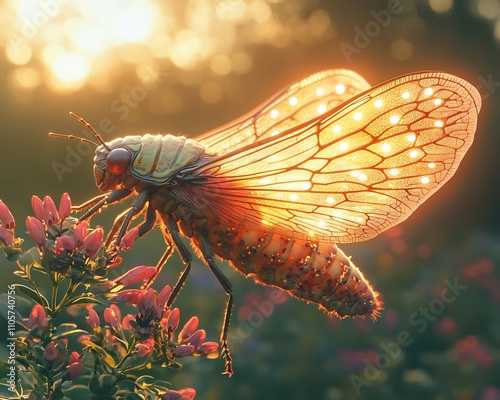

309,230,315,236
402,91,410,99
335,84,346,94
424,87,434,96
261,219,272,226
318,104,327,114
428,163,436,168
339,142,348,151
270,109,279,118
301,182,312,190
260,177,270,184
333,125,342,133
289,96,298,106
410,150,419,158
382,143,391,152
316,87,325,96
271,130,280,136
318,221,326,228
351,170,360,177
290,193,299,201
326,196,335,204
434,98,443,105
374,99,383,108
359,173,368,182
353,112,362,121
357,217,364,223
421,176,430,184
390,168,400,176
434,120,444,127
390,115,400,124
407,133,416,142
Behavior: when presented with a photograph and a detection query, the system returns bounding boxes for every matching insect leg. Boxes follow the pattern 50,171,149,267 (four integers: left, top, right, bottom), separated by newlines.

113,190,150,246
76,188,133,221
200,233,234,377
164,216,193,308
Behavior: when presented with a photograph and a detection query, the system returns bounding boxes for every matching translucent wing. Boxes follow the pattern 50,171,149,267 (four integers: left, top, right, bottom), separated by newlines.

196,69,370,154
174,72,481,243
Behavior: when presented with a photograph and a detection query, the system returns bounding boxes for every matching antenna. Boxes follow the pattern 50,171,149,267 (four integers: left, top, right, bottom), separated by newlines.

69,112,111,151
48,132,99,147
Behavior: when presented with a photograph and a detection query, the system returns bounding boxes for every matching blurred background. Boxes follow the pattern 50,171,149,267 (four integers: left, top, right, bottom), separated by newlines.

0,0,499,399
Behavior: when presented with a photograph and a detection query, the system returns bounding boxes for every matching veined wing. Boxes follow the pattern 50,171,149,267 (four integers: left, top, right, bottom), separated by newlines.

174,72,481,243
196,69,370,154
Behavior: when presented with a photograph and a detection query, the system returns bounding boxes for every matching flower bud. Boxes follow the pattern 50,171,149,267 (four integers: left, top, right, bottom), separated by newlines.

120,227,138,251
103,304,121,329
82,227,104,258
86,308,100,329
196,342,219,357
58,193,72,221
113,266,156,287
63,352,83,381
24,304,50,330
43,196,59,225
112,289,141,305
161,388,196,400
166,308,180,332
178,316,199,343
31,196,44,221
0,226,14,246
74,221,89,247
43,342,59,361
0,200,15,229
186,330,206,348
26,216,46,247
158,285,172,308
173,344,195,357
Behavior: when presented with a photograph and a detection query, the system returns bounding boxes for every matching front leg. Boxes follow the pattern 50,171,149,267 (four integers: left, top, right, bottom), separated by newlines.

74,188,133,221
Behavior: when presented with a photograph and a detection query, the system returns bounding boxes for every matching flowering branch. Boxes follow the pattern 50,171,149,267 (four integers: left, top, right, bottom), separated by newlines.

0,194,218,399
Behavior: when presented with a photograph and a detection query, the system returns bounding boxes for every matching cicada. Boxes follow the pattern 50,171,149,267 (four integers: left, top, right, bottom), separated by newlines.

50,70,481,376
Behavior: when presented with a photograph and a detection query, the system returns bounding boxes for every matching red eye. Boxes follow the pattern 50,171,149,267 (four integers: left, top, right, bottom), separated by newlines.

106,148,131,175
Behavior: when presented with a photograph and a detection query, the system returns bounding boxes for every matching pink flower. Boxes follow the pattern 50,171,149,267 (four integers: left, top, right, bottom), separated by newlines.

196,342,219,357
82,227,104,257
136,336,155,358
74,221,89,247
113,289,142,304
173,344,195,357
43,342,60,361
0,226,14,246
113,266,156,287
63,352,84,381
137,288,158,316
42,196,59,225
31,196,44,221
24,304,50,330
186,330,206,348
178,317,199,342
54,236,76,254
161,388,196,400
0,200,15,229
120,227,138,251
26,216,46,247
86,308,100,330
158,285,172,308
58,193,72,221
164,308,180,332
103,304,121,329
122,314,135,331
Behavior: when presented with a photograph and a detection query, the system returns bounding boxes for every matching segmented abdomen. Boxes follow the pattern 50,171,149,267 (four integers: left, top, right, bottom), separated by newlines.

172,207,381,319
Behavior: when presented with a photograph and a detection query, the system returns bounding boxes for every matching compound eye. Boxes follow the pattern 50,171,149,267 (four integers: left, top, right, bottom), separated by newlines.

106,148,131,175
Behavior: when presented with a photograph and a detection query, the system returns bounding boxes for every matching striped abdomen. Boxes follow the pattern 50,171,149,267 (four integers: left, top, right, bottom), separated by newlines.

169,205,381,319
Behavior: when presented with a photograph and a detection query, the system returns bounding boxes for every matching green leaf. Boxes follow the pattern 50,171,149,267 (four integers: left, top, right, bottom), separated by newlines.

65,296,102,307
84,343,116,368
18,247,41,269
135,375,156,387
13,284,49,308
53,328,89,340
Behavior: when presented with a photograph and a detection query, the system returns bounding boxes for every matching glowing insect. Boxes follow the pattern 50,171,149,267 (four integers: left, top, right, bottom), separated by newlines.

50,70,481,376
